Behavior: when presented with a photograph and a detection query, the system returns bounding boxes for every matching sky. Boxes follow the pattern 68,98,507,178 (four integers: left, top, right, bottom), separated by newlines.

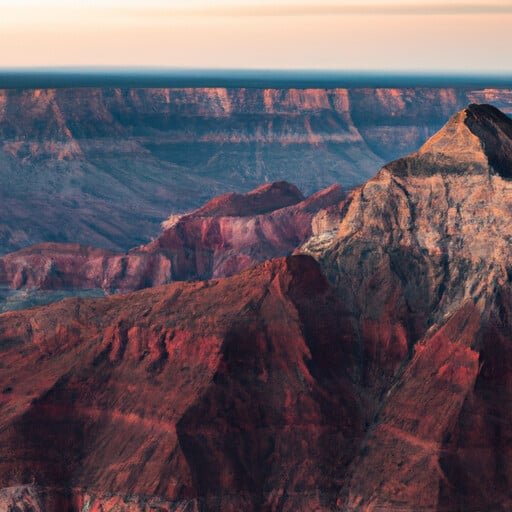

1,0,512,72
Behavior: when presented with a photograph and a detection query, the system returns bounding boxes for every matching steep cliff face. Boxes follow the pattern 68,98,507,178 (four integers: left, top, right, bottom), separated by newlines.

1,86,511,254
301,104,512,511
0,256,362,512
304,104,512,374
0,181,344,303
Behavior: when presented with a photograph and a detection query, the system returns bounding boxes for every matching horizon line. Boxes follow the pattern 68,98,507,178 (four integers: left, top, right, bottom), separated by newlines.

0,68,511,90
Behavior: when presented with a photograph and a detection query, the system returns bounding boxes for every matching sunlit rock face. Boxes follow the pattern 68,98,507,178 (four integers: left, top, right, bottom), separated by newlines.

1,86,511,254
300,104,512,511
303,104,512,363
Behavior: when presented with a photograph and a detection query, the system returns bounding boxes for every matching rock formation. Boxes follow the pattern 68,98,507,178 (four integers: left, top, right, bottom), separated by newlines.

0,181,344,301
301,104,512,510
0,256,362,511
2,104,512,510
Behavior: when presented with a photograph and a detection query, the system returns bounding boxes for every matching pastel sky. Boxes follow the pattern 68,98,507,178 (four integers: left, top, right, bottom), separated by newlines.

1,0,512,72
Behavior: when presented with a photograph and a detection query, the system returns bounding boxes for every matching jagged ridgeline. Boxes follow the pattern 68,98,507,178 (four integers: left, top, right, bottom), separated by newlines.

0,182,344,312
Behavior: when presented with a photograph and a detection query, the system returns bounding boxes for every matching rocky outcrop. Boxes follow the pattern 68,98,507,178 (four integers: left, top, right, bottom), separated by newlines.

185,181,304,217
300,104,512,510
0,255,362,511
0,181,344,298
390,103,512,177
1,87,511,254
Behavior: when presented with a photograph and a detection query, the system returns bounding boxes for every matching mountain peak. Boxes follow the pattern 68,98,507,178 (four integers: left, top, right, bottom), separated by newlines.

191,181,305,218
387,103,512,178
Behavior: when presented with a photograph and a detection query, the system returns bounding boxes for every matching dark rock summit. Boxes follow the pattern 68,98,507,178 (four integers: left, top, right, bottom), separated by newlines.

388,103,512,177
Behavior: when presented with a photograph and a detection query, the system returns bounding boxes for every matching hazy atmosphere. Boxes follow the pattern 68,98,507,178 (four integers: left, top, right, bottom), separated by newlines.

2,0,512,71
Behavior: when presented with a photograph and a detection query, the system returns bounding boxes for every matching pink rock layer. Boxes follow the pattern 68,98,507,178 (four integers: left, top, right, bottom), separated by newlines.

0,181,344,293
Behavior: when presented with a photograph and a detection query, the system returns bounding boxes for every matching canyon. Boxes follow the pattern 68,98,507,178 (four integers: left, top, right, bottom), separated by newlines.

2,103,512,510
1,87,512,254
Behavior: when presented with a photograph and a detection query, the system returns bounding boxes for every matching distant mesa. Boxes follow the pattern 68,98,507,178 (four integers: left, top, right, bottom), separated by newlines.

1,86,512,255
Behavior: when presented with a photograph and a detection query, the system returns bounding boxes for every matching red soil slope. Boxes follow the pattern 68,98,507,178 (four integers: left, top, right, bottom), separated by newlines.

0,256,362,511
